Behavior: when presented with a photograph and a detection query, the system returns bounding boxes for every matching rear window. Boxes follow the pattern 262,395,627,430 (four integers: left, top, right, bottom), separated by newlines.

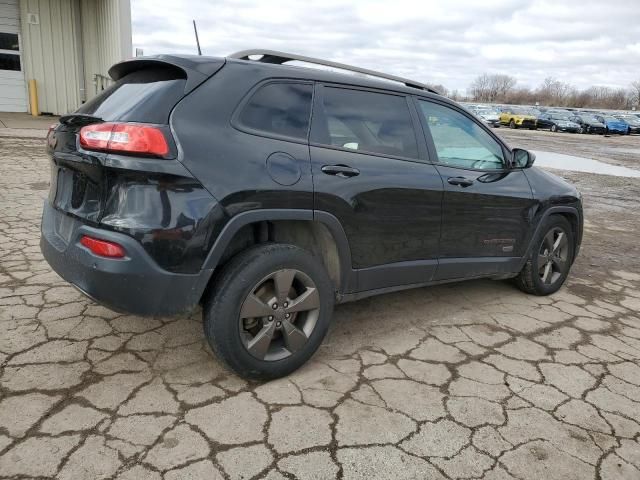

237,82,313,140
76,67,187,124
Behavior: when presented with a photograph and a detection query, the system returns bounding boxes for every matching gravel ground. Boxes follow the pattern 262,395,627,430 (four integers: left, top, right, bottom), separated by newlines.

1,130,639,480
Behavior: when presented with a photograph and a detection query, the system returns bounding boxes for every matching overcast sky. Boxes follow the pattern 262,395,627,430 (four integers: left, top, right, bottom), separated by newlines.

131,0,640,93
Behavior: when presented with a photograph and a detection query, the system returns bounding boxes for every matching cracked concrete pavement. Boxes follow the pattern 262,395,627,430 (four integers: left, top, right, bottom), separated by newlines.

1,131,640,479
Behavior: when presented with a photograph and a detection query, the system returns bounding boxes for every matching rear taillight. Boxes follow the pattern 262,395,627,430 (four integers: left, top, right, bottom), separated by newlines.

80,235,126,258
79,122,169,157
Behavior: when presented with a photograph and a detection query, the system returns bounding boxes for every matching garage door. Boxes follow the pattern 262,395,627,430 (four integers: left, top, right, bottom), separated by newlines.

0,0,27,112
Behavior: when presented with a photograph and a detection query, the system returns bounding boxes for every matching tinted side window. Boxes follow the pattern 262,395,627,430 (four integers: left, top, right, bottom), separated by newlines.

238,82,312,140
314,87,418,159
418,100,504,170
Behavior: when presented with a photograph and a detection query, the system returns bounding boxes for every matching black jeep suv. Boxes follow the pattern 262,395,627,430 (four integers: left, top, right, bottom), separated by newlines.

41,50,583,379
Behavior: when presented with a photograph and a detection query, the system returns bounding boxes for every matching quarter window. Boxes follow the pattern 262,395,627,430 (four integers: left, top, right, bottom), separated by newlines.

238,82,313,140
314,87,418,159
419,100,504,170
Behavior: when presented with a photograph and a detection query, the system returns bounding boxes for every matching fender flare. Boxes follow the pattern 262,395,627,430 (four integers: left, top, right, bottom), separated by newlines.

201,209,355,293
518,205,582,270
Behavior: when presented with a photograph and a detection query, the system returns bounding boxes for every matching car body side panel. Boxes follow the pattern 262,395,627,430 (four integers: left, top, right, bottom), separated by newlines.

170,64,314,218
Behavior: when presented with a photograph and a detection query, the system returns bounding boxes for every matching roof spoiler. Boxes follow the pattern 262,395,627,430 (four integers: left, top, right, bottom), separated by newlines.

108,55,226,93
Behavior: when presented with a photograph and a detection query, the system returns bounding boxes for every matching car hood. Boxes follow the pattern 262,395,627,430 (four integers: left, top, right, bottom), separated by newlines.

514,114,536,120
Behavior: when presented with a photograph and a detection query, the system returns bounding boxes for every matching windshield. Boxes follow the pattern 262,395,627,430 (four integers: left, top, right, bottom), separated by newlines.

580,115,600,122
603,116,620,122
552,113,573,120
508,107,529,115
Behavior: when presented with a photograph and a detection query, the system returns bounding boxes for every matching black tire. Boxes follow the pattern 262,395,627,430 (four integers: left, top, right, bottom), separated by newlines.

509,120,517,129
515,215,574,296
203,243,334,380
579,126,586,134
551,124,557,132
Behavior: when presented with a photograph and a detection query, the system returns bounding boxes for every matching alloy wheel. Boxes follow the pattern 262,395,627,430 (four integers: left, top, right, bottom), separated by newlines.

238,269,320,361
537,227,569,285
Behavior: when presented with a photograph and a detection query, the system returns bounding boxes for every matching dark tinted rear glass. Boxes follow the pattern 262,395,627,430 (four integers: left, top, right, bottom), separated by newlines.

238,82,313,140
314,87,418,159
77,67,187,124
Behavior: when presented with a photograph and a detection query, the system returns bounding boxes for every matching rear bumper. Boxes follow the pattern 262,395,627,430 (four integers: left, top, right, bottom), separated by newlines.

40,202,212,316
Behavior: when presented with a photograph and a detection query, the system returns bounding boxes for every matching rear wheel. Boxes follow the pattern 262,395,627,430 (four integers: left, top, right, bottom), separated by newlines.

515,216,574,296
203,243,334,380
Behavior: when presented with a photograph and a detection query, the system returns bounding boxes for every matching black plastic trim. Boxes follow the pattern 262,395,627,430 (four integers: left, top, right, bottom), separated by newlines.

518,205,582,269
201,209,356,293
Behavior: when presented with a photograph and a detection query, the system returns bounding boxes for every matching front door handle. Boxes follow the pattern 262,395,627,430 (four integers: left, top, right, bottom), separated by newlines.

321,164,360,178
447,176,474,187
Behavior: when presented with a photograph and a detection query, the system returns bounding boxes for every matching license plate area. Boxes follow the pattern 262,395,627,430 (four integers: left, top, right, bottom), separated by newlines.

53,211,78,244
51,162,103,223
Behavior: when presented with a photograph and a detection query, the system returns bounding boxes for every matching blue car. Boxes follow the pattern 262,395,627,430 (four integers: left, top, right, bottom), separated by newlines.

595,114,629,134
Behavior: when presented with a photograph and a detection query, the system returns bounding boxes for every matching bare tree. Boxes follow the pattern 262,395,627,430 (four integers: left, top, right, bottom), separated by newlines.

630,80,640,107
469,73,517,102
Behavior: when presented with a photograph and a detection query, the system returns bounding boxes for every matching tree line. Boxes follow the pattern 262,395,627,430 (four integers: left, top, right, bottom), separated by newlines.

427,74,640,110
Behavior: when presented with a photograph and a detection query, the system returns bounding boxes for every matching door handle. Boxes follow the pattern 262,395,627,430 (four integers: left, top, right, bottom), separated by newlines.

447,176,474,187
321,164,360,178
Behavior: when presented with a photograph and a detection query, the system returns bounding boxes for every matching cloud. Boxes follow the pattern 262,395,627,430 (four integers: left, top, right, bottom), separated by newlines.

131,0,640,92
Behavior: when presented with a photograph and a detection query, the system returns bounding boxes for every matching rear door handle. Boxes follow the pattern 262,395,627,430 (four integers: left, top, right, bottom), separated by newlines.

447,176,474,187
321,164,360,178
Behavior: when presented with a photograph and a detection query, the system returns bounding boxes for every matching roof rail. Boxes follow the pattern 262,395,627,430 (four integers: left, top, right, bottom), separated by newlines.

229,49,440,94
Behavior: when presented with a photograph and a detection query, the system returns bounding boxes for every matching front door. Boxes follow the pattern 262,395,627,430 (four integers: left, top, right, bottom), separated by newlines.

310,85,443,292
415,98,536,280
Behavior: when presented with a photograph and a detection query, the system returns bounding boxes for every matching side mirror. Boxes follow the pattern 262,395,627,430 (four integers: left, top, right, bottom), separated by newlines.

512,148,535,168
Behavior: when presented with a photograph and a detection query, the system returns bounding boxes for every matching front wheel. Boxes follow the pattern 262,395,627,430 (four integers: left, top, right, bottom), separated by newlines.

203,243,334,380
509,120,517,129
551,124,557,132
515,216,574,296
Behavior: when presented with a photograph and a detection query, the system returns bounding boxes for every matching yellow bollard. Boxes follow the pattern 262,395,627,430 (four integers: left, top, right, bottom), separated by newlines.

28,79,39,117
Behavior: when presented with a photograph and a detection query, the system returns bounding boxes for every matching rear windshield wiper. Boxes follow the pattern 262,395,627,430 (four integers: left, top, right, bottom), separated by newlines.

59,113,104,126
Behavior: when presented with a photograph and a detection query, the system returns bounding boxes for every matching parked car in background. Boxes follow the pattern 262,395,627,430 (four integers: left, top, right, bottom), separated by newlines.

499,107,537,129
613,114,640,134
470,106,501,127
594,114,629,135
536,112,581,133
569,114,606,134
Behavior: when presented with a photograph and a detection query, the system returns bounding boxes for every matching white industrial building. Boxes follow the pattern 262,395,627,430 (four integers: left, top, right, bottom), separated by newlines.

0,0,131,115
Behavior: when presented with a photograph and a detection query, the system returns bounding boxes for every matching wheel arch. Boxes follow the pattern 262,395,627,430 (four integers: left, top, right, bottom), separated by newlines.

201,209,355,298
520,206,582,270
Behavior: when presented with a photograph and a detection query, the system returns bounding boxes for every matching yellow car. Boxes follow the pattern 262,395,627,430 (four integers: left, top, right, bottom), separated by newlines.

499,107,538,129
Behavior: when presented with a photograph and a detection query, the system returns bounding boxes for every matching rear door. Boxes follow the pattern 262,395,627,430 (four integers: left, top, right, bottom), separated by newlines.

309,84,443,292
415,98,535,280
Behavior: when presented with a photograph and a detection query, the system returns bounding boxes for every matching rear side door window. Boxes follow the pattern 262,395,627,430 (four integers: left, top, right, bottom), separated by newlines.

312,86,419,159
417,100,505,170
236,82,313,141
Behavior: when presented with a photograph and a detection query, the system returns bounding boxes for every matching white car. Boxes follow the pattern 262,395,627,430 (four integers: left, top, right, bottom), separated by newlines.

471,107,501,128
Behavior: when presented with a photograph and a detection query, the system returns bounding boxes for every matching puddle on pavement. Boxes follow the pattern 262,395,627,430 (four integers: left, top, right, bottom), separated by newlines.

531,150,640,178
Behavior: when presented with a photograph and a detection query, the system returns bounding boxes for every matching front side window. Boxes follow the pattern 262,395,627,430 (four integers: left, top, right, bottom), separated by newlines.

418,100,505,170
238,82,312,140
314,87,418,159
